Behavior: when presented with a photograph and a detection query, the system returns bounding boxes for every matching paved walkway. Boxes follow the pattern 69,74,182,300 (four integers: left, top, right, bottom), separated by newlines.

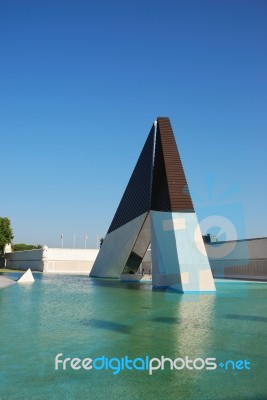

0,276,16,289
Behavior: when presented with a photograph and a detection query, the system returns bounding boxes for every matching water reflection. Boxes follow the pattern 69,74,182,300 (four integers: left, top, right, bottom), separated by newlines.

1,274,266,400
152,316,180,324
90,277,151,291
223,314,267,323
81,318,132,334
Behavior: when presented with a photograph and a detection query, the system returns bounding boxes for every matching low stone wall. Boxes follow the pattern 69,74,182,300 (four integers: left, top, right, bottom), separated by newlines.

5,248,99,275
206,238,267,281
5,249,44,271
209,259,267,281
0,258,6,268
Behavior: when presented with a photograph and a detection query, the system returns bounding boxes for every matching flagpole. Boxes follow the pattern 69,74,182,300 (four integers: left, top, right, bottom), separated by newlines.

85,234,87,249
73,234,76,249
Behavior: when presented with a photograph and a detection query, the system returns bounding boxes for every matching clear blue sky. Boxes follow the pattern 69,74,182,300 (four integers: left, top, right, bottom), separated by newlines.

1,0,266,248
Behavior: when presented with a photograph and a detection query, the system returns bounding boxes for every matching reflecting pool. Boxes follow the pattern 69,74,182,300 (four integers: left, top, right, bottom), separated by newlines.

0,273,266,400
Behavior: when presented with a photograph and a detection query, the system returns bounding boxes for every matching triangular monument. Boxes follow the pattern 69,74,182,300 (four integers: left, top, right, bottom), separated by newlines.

90,117,216,292
17,268,35,283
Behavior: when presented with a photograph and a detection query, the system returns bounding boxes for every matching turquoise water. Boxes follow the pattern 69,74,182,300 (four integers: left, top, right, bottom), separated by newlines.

0,272,267,400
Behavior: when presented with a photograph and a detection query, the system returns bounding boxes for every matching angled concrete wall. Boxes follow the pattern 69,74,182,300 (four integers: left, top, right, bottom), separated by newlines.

90,213,148,278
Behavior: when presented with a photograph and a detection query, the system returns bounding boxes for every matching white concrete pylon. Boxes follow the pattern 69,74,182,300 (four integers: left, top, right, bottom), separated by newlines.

151,211,216,292
17,268,35,283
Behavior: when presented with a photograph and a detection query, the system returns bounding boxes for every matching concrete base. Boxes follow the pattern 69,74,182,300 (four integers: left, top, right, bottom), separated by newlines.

120,273,152,282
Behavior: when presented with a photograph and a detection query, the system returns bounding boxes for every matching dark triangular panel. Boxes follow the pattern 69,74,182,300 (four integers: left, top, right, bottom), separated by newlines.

151,117,194,212
150,124,171,211
107,125,155,234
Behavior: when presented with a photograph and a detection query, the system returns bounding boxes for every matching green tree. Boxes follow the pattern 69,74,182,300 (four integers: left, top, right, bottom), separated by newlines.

0,217,14,256
12,244,43,252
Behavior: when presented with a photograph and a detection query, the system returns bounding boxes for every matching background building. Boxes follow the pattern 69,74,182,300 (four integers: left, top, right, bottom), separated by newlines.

4,237,267,281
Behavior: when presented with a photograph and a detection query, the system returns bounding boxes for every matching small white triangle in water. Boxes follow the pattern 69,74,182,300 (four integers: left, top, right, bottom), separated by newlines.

17,268,34,283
